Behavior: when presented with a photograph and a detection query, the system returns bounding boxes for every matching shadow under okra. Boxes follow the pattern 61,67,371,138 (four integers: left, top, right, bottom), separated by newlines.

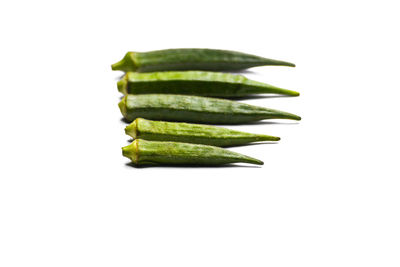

120,117,299,126
125,162,262,169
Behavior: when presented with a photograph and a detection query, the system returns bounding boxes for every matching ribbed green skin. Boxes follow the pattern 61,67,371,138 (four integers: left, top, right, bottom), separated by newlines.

125,118,280,147
111,48,295,72
118,71,299,97
119,94,301,124
122,139,263,166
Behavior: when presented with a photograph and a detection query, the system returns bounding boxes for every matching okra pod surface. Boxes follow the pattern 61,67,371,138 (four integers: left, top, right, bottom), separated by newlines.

119,94,301,124
111,48,295,72
118,71,299,97
122,139,263,166
125,118,280,147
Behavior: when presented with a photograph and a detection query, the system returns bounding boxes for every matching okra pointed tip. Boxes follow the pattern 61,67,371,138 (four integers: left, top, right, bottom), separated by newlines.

241,154,264,165
282,112,301,121
263,57,296,67
258,134,280,142
285,89,299,96
251,158,264,165
275,60,295,67
274,88,300,97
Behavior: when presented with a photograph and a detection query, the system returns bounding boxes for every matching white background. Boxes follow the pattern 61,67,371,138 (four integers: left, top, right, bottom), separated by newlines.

0,0,399,266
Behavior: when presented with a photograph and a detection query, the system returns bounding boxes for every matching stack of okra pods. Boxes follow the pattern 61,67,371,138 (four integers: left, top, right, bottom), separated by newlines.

112,48,300,166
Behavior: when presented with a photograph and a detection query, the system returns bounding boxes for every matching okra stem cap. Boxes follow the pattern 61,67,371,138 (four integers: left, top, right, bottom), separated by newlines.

117,76,128,94
118,96,127,119
111,52,138,72
125,119,138,139
122,140,139,164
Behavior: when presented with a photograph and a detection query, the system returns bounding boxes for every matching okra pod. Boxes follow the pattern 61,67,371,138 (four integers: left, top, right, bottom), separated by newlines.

119,94,301,124
111,48,295,72
118,71,299,97
125,118,280,147
122,139,263,166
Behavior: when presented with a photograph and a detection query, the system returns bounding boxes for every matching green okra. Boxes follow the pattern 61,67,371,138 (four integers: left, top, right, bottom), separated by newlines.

111,48,295,72
119,94,301,124
118,71,299,97
122,139,263,166
125,118,280,147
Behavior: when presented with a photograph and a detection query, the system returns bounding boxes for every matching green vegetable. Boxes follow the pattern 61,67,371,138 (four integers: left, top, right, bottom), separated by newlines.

111,48,295,72
122,139,263,166
119,94,301,124
125,118,280,147
118,71,299,97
